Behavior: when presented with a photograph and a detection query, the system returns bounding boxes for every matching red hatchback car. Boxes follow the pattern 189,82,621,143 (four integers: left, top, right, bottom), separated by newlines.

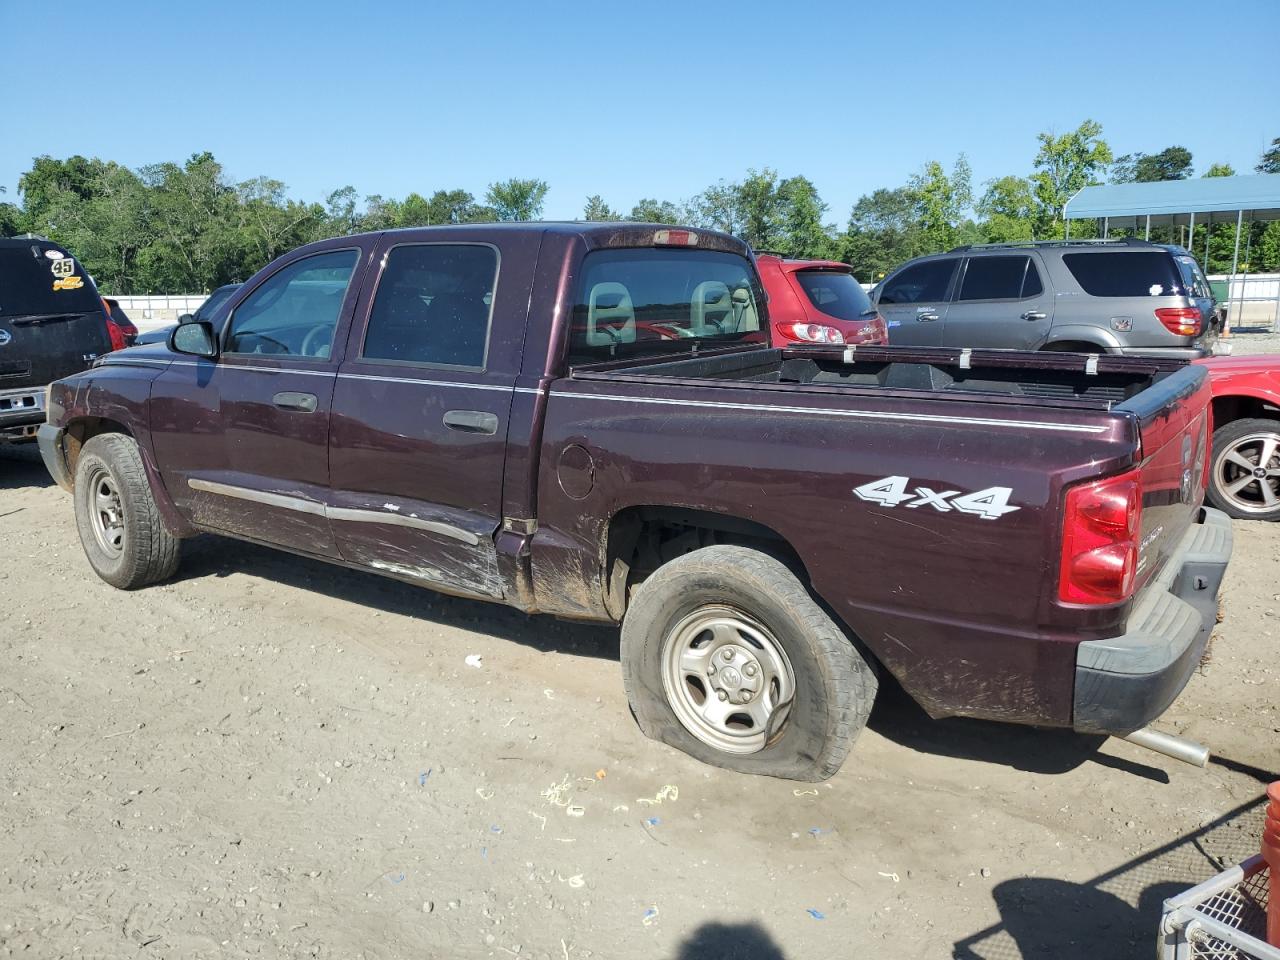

756,253,887,347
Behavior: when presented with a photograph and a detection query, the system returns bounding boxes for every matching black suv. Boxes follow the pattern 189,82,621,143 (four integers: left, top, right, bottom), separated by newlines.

0,237,112,443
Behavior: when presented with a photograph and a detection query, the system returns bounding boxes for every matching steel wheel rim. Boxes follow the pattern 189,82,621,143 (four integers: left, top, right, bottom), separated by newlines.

660,605,795,755
1214,432,1280,514
87,466,126,556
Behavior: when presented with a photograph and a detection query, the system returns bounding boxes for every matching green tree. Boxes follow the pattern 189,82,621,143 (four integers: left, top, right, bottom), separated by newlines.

628,198,683,223
1030,119,1112,237
976,175,1036,242
582,195,618,221
1257,137,1280,174
686,169,836,257
423,189,491,225
775,175,835,259
1111,147,1193,183
485,178,548,221
839,186,926,281
1203,162,1235,178
908,156,971,252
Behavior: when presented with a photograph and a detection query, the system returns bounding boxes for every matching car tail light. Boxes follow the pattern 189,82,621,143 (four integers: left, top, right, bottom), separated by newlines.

1155,307,1202,337
104,317,127,352
1058,468,1142,605
785,323,844,344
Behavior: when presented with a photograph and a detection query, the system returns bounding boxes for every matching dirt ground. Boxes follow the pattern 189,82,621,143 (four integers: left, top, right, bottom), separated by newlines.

2,341,1278,960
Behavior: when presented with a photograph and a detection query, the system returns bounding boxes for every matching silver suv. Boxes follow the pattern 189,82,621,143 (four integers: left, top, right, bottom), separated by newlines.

873,239,1220,358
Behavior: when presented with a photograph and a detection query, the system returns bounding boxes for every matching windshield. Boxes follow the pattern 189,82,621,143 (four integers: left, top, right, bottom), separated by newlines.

794,269,874,322
567,249,766,366
0,244,101,318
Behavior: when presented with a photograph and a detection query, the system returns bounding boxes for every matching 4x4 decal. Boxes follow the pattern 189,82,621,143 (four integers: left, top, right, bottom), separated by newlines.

854,475,1019,520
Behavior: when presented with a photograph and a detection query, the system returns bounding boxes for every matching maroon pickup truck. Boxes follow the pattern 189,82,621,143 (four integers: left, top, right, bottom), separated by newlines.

39,223,1231,780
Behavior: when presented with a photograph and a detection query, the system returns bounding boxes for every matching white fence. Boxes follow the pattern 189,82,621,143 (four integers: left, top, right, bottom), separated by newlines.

110,295,209,331
1206,272,1280,330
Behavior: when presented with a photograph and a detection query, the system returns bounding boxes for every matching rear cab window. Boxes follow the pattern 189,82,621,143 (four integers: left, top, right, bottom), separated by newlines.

794,270,874,321
1062,252,1186,298
567,249,766,366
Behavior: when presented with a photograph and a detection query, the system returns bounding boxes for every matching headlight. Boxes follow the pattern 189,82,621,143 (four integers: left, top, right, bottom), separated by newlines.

786,323,845,344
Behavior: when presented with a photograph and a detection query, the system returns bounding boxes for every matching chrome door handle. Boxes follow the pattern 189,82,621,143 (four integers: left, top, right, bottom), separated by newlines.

443,409,499,435
1021,311,1047,321
273,391,318,412
916,312,939,322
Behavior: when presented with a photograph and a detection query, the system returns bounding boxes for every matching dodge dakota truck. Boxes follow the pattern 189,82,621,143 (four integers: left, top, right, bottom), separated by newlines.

39,223,1232,780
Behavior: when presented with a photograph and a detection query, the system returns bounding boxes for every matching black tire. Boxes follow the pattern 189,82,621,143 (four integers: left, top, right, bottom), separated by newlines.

73,433,180,588
620,545,877,781
1206,417,1280,521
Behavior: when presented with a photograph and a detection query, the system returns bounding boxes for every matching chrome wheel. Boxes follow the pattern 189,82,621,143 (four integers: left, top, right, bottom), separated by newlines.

87,466,126,556
1214,432,1280,515
660,605,795,755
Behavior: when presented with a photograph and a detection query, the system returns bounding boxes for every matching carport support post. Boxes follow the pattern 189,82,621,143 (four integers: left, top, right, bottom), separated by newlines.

1227,209,1244,335
1145,215,1151,240
1188,212,1195,251
1102,216,1109,239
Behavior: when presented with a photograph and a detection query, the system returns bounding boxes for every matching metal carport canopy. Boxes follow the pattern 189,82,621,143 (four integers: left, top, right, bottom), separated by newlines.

1064,174,1280,228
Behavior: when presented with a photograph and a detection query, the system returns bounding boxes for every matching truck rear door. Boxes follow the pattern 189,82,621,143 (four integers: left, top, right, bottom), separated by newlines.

326,230,541,599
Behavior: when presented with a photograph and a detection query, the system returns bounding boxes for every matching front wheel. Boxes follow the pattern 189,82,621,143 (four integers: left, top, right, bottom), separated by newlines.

1206,417,1280,521
620,545,877,781
73,433,181,588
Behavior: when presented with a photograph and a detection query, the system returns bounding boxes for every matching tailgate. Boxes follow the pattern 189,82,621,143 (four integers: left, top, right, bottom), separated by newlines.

1116,364,1212,589
0,310,112,388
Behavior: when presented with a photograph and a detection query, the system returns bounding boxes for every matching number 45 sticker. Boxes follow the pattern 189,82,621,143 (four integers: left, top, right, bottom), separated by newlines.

854,475,1019,521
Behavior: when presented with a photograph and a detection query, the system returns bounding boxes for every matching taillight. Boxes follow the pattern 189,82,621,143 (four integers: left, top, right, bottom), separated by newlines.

1058,468,1142,605
785,323,844,344
653,229,698,247
1155,307,1202,337
103,317,126,352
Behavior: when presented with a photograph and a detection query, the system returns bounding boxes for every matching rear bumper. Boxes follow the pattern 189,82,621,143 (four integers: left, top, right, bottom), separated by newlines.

0,385,47,441
1072,507,1232,736
37,422,73,490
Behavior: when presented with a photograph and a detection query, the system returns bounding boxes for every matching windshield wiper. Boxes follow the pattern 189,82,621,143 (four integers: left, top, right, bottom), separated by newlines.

6,312,90,326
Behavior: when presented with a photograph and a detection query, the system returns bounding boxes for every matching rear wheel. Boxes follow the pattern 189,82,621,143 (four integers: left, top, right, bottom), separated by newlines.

1207,417,1280,521
620,545,876,780
73,433,181,588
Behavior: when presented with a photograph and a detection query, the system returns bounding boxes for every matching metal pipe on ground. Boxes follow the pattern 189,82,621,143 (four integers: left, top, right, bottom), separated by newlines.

1121,727,1210,768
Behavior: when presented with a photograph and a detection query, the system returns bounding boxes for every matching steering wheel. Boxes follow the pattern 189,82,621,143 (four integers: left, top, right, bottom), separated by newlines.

300,325,332,358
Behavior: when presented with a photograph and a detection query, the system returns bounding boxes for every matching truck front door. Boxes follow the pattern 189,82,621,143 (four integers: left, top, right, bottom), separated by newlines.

326,232,539,599
149,243,371,557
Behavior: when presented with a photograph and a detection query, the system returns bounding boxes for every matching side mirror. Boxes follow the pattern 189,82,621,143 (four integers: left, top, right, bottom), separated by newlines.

176,313,194,324
169,320,218,359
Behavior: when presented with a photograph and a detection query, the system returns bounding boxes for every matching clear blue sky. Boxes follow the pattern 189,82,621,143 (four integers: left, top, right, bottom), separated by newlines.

2,0,1277,222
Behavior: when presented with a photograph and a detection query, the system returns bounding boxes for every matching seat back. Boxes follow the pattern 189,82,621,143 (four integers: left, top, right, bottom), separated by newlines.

586,282,635,346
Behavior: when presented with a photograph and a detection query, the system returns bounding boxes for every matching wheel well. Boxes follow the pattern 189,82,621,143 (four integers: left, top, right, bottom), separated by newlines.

601,506,807,620
1041,340,1104,353
1212,395,1279,430
62,417,133,481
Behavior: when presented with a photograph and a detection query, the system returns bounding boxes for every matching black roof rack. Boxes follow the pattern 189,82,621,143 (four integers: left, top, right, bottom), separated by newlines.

948,238,1161,253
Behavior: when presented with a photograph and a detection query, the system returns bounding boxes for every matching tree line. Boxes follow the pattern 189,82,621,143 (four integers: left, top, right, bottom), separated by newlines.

2,125,1278,295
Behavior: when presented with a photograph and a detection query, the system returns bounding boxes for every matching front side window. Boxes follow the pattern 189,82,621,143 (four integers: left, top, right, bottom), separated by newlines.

794,269,874,321
362,245,497,368
878,259,955,304
225,250,358,357
1062,252,1185,298
957,256,1035,302
567,249,765,365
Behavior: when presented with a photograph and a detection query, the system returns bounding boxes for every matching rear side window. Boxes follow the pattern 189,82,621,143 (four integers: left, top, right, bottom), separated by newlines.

225,250,358,357
362,245,497,368
1062,252,1185,298
0,244,101,318
794,270,874,321
957,256,1039,301
878,259,955,304
568,249,765,365
1175,255,1211,299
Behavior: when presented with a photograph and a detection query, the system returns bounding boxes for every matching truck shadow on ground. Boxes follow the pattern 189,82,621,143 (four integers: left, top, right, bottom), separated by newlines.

670,921,787,959
953,787,1271,960
176,534,621,660
867,678,1173,781
0,445,55,491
